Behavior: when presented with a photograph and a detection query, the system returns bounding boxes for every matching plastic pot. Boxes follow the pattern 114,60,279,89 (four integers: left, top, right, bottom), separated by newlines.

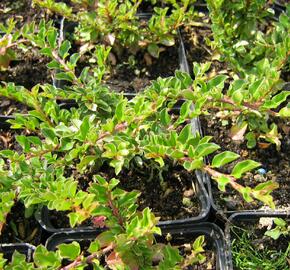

36,172,210,233
45,222,229,270
225,211,290,269
54,14,191,97
198,80,290,216
0,243,35,262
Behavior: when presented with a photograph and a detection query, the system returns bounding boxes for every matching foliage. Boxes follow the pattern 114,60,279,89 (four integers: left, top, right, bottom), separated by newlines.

0,176,206,269
182,62,290,149
206,0,290,76
265,218,290,240
0,31,278,232
232,226,290,270
32,0,195,58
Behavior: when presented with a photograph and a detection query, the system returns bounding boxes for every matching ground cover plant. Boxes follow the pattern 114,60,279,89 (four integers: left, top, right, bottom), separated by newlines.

0,0,289,268
31,0,197,93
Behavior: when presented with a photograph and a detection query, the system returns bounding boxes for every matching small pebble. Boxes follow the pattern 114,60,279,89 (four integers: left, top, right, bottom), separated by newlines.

257,168,267,175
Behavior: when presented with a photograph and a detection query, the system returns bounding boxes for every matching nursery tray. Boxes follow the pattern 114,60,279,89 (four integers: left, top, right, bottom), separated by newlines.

45,222,229,270
35,172,210,233
225,211,290,270
199,81,290,216
53,13,191,96
0,243,35,262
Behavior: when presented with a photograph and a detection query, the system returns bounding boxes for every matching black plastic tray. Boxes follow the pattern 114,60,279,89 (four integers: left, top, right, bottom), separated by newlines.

36,172,210,233
198,81,290,216
0,243,35,262
45,222,229,270
54,13,191,94
225,211,290,270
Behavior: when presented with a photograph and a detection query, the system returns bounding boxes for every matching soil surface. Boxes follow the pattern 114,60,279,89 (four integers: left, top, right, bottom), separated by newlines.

0,0,54,115
108,163,201,221
62,18,180,93
0,0,48,26
47,161,201,229
201,115,290,211
54,234,216,269
181,14,231,78
0,203,42,246
105,44,179,93
230,219,290,270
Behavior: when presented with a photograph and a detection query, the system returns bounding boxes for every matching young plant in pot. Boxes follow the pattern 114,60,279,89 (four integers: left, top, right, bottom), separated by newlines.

226,212,290,270
206,0,290,80
0,176,222,269
180,61,289,212
32,0,196,93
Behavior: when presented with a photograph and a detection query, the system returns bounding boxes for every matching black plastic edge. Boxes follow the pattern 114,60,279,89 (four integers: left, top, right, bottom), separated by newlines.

225,211,290,269
45,222,229,270
0,243,35,262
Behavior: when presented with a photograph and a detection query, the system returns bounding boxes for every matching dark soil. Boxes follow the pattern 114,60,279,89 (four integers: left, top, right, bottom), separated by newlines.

0,0,54,115
0,129,30,153
47,161,201,229
0,48,52,89
230,219,290,270
201,115,290,211
181,14,231,78
110,163,201,221
61,18,180,93
0,203,42,246
0,98,29,116
163,232,216,270
105,44,179,93
53,233,215,270
0,0,49,26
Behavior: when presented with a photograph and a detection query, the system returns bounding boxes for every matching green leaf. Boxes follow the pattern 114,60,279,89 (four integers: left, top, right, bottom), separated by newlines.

160,108,170,125
115,100,127,122
47,29,58,48
263,91,290,109
195,143,220,158
240,187,253,203
265,229,281,240
69,53,80,65
58,242,81,260
178,124,192,144
192,235,205,250
231,90,244,104
88,240,101,253
55,72,74,82
42,128,56,141
59,40,71,58
231,160,261,179
79,116,90,140
216,175,231,192
160,36,175,46
211,151,240,168
34,245,61,268
183,158,203,171
77,155,96,171
180,100,191,119
47,60,61,69
274,218,287,227
16,135,30,152
208,75,227,89
148,43,160,58
278,106,290,117
245,132,257,148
